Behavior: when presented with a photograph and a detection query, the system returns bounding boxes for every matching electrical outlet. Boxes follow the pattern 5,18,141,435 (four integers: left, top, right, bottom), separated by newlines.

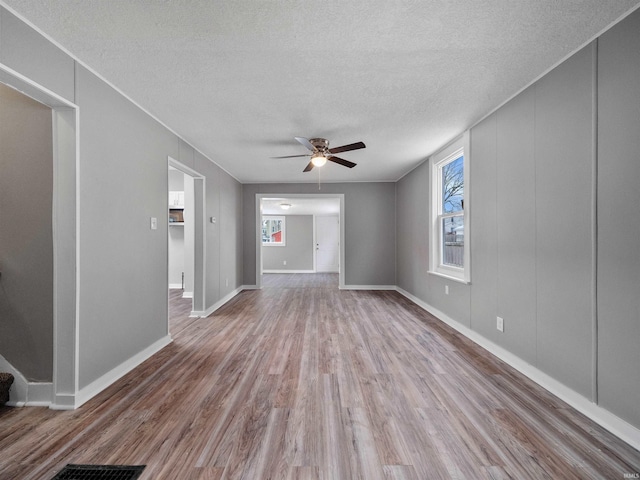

150,217,157,230
283,260,287,265
497,316,504,332
445,285,449,295
225,278,229,287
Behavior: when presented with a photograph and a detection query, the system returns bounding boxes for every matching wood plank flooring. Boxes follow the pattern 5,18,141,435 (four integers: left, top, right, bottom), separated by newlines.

1,273,639,479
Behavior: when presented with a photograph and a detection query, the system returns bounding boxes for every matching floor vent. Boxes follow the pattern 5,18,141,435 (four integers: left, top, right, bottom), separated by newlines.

52,464,145,480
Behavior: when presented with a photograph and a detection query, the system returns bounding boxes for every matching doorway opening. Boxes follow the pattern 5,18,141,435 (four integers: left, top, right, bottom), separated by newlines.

255,194,345,289
0,66,78,408
167,158,205,328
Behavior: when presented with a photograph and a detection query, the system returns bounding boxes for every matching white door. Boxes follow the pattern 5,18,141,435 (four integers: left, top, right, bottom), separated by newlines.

315,215,339,272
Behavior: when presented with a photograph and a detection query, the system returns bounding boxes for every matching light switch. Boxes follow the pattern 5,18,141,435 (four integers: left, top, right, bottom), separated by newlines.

150,217,158,230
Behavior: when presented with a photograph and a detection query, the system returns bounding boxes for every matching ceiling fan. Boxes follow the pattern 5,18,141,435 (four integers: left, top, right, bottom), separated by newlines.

271,137,366,172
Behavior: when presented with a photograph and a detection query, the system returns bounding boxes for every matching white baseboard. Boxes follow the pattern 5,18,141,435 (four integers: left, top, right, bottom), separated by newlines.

191,286,244,318
395,286,640,452
242,284,260,290
342,285,396,290
182,291,193,299
263,269,315,274
68,335,173,410
0,354,52,407
168,283,182,289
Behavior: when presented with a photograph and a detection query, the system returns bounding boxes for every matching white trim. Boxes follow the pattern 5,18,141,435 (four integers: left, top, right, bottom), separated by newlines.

261,215,286,246
0,63,75,108
255,194,346,290
429,132,470,283
241,284,260,290
190,286,244,318
427,269,470,285
169,283,183,289
0,358,55,408
1,61,81,408
167,156,206,325
22,383,53,407
71,335,172,410
263,269,315,274
341,285,396,291
395,287,640,452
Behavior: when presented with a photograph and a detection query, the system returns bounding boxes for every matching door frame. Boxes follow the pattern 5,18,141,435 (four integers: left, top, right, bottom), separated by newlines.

1,64,78,408
255,193,345,289
167,157,206,319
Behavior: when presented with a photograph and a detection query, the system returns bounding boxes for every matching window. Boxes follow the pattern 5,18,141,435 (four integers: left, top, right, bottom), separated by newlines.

429,133,470,283
262,216,285,246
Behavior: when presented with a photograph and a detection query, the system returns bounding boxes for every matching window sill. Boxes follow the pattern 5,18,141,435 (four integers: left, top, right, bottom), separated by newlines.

428,270,470,285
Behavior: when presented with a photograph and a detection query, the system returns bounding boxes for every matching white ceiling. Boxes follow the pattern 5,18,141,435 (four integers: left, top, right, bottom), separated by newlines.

5,1,640,183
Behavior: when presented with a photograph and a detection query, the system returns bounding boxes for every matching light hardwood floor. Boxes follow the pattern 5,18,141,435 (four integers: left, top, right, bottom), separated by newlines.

1,273,639,479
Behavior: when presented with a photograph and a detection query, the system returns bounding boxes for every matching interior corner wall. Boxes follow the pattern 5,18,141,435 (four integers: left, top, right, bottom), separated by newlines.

243,183,396,287
396,8,640,431
0,82,54,382
262,215,314,271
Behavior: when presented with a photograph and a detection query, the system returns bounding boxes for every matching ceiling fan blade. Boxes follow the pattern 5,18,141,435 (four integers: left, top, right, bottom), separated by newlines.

295,136,316,152
269,154,311,159
303,161,315,172
328,141,366,154
328,156,357,168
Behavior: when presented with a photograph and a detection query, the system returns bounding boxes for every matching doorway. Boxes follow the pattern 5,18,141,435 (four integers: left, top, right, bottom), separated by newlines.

0,67,78,407
167,158,205,325
255,194,345,289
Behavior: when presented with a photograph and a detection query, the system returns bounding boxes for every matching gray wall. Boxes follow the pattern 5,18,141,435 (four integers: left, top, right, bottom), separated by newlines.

75,64,175,387
262,215,314,271
597,10,640,428
397,8,640,430
243,183,396,286
0,83,53,382
0,6,244,396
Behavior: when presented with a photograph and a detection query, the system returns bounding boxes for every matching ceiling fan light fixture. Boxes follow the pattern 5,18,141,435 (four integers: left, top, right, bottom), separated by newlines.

311,153,327,167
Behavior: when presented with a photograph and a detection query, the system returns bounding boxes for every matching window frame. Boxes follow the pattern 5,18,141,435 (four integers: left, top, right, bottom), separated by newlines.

261,215,286,246
429,133,470,284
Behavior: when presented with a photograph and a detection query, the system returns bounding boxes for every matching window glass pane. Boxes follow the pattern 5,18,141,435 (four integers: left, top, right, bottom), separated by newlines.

442,215,464,267
262,218,283,244
442,155,464,214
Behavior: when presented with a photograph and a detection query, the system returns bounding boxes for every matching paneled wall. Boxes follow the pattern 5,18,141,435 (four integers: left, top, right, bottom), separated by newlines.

397,9,640,430
470,44,595,396
597,10,640,427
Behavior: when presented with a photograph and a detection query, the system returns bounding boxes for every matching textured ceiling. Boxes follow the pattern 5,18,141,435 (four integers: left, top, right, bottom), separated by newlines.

4,0,640,183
